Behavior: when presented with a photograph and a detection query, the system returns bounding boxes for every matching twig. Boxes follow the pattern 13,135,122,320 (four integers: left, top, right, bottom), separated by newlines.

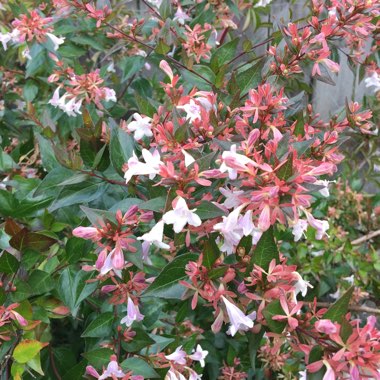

49,345,62,380
104,22,216,88
316,302,380,315
80,170,129,187
351,230,380,245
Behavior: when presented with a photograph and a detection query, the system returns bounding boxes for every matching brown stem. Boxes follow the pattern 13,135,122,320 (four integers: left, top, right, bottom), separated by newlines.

316,302,380,315
80,170,129,187
350,230,380,245
49,345,62,380
104,22,216,88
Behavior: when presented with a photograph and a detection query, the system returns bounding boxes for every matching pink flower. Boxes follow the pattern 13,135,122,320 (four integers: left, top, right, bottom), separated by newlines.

189,344,208,367
86,355,125,379
272,295,302,331
120,297,144,327
222,296,256,336
315,319,337,334
72,226,101,241
165,346,187,365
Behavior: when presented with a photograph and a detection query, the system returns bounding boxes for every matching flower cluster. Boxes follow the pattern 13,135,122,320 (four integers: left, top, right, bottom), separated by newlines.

73,206,153,275
0,9,64,52
48,69,116,116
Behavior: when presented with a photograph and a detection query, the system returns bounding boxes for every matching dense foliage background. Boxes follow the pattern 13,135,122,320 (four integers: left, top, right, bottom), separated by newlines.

0,0,379,379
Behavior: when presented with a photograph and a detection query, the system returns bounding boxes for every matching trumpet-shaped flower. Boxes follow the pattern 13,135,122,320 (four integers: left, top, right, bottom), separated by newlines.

137,220,170,261
120,297,144,327
124,149,163,183
46,32,65,50
222,296,256,336
127,113,153,140
163,197,202,233
189,344,208,367
165,346,187,365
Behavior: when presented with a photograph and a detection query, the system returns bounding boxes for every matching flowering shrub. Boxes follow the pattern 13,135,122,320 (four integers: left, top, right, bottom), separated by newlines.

0,0,379,379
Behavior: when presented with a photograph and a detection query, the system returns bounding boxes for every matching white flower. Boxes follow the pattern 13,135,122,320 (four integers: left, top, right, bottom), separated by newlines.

137,220,170,261
165,369,186,380
177,99,202,122
127,113,153,140
182,149,195,167
219,144,271,180
104,87,117,102
165,346,187,365
163,197,202,233
292,219,308,242
214,207,262,255
107,61,116,73
364,72,380,93
214,207,245,254
292,271,313,298
254,0,272,7
98,359,125,380
120,297,144,327
0,32,11,50
124,149,163,183
305,211,329,240
189,344,208,367
342,275,354,285
49,89,83,117
61,96,83,117
314,179,334,197
22,47,32,60
48,87,62,107
187,369,202,380
222,296,256,336
219,187,244,209
173,7,191,24
46,32,65,50
299,370,307,380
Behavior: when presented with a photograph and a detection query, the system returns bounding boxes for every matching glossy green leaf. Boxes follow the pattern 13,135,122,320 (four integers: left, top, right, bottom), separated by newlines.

143,253,198,298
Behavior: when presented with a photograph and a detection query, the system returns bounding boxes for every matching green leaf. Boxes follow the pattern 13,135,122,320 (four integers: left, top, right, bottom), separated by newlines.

135,94,156,118
28,270,54,295
121,357,159,378
195,201,225,220
139,197,166,212
13,198,54,218
82,312,114,338
23,80,39,102
13,340,47,364
49,182,107,211
277,152,293,180
250,227,279,271
210,38,239,72
122,327,155,352
0,190,18,216
0,252,19,274
323,286,354,323
83,348,114,367
236,62,262,96
262,300,287,334
27,353,44,376
10,230,56,252
109,124,135,176
202,235,220,269
248,329,265,372
36,134,60,171
293,139,315,156
58,268,98,317
120,56,145,82
65,237,91,264
143,253,198,298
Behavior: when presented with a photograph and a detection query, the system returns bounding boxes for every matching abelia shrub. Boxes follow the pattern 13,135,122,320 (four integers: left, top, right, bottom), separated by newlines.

0,0,379,379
